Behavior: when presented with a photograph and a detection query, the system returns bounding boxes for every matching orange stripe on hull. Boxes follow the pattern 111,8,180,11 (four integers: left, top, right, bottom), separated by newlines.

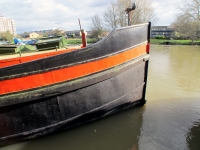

0,44,147,95
0,47,79,68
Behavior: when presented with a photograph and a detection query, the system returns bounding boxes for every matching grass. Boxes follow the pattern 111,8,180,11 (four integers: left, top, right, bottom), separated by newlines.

150,39,200,45
66,38,98,45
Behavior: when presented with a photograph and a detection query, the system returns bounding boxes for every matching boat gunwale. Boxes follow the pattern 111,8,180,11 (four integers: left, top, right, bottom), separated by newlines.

0,41,148,81
115,23,149,31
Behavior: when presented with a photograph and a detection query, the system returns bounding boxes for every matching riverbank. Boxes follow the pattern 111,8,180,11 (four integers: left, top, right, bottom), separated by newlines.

67,38,200,46
150,39,200,45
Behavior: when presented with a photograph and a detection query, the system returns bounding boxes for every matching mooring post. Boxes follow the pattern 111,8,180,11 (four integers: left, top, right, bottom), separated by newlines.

81,29,87,48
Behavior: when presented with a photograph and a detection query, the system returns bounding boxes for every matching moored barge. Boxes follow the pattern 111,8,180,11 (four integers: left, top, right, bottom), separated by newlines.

0,22,151,146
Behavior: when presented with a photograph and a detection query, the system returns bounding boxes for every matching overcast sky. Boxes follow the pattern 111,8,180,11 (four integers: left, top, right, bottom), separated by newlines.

0,0,182,34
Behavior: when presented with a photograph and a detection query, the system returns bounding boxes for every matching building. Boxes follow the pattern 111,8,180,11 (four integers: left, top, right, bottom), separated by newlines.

29,32,39,39
0,13,16,35
32,28,66,37
66,30,88,37
151,26,175,38
32,29,55,34
86,31,92,37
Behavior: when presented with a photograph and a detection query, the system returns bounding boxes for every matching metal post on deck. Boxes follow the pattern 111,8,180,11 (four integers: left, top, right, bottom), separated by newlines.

125,2,136,26
78,19,87,48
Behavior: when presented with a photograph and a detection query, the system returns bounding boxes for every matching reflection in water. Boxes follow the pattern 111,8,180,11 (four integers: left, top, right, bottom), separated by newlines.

139,97,200,150
187,121,200,149
0,106,145,150
1,45,200,150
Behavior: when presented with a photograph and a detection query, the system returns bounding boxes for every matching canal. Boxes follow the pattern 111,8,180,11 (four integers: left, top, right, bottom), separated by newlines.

1,45,200,150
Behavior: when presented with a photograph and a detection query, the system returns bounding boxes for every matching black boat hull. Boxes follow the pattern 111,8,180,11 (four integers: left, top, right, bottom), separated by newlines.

0,54,149,146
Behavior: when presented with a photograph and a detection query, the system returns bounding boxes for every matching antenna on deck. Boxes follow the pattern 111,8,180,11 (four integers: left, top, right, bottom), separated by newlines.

125,2,136,26
78,19,82,31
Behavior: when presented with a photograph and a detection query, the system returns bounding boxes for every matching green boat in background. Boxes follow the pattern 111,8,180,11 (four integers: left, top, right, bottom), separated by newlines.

0,36,68,55
35,36,68,50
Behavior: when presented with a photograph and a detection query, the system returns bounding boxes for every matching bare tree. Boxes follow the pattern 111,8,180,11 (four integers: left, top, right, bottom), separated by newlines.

115,0,128,27
103,0,156,30
172,0,200,43
103,3,118,30
132,0,156,24
90,14,105,38
53,29,65,37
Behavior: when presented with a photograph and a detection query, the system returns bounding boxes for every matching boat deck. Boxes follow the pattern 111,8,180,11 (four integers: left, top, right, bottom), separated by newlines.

0,45,82,68
0,45,81,60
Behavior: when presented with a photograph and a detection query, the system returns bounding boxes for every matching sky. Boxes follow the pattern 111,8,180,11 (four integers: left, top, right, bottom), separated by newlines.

0,0,182,34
